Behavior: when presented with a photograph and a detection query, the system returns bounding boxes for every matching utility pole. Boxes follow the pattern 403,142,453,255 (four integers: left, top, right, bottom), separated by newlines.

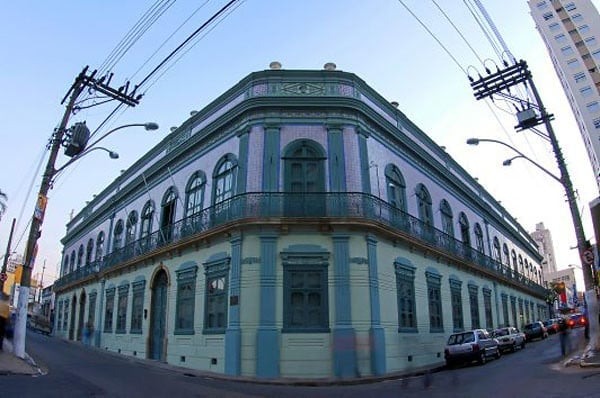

0,218,16,294
470,59,599,350
13,67,141,359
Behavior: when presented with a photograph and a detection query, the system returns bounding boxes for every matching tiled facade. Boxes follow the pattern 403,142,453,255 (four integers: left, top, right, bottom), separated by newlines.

53,66,548,380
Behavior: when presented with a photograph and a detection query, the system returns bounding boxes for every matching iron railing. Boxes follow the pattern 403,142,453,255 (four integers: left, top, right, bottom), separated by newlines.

54,192,547,295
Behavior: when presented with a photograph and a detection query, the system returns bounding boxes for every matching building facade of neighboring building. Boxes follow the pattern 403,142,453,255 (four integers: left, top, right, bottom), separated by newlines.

529,0,600,187
530,222,558,275
52,64,548,380
546,267,579,308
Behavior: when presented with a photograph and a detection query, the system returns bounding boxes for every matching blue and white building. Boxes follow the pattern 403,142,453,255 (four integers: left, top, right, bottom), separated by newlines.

53,63,548,379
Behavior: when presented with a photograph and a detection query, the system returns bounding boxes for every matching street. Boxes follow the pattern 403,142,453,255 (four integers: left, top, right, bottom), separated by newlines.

2,329,600,398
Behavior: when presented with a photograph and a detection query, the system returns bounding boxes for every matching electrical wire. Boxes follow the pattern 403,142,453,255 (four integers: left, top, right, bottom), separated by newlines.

136,0,241,91
141,0,245,94
430,0,484,65
129,0,211,82
396,0,467,75
98,0,176,77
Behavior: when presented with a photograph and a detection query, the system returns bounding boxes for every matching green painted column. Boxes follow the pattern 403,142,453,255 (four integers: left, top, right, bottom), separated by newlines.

366,233,386,375
327,125,346,192
225,232,242,375
256,233,280,378
262,126,280,192
332,234,357,378
237,128,250,193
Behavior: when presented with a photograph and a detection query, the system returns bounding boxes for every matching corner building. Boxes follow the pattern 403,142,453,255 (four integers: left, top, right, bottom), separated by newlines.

53,65,548,380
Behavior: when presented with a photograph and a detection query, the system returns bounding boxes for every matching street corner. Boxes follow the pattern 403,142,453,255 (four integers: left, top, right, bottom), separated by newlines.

0,340,44,376
580,348,600,368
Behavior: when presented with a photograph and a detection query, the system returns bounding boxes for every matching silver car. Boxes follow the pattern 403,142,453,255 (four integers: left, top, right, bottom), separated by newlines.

444,329,501,367
493,326,526,352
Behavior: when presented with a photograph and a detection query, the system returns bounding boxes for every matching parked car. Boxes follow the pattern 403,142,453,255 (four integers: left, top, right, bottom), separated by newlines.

493,326,526,352
567,313,587,329
444,329,501,367
543,319,559,334
523,321,548,341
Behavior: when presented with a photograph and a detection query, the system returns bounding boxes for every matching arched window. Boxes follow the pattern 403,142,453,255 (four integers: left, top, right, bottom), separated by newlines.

518,255,524,274
503,244,510,267
140,201,154,240
474,223,484,253
493,237,501,262
113,219,124,250
96,232,105,261
283,141,325,194
70,250,76,273
511,250,518,273
213,155,238,204
160,187,178,242
63,255,69,276
440,199,454,237
385,164,406,212
77,244,84,268
416,184,433,226
86,238,94,265
185,171,206,218
125,211,138,245
459,212,470,246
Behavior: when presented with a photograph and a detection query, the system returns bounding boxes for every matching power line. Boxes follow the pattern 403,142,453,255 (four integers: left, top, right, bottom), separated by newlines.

430,0,484,65
137,0,241,90
396,0,467,75
141,0,245,94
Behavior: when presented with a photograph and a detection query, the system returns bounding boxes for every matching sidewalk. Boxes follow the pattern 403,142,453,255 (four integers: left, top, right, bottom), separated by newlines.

0,339,43,376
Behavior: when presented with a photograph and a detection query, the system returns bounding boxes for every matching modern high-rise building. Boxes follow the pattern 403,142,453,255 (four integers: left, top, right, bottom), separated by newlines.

528,0,600,188
530,222,558,275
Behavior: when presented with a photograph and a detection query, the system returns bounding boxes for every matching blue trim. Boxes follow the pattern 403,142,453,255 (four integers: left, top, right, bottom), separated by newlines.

237,129,249,193
358,131,371,193
366,233,386,375
327,126,347,191
225,233,242,375
332,234,357,378
256,233,280,378
262,126,280,191
366,234,381,326
370,326,386,375
333,328,358,378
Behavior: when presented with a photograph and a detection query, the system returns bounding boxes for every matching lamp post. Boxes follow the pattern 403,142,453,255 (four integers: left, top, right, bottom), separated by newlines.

12,120,158,359
467,136,599,349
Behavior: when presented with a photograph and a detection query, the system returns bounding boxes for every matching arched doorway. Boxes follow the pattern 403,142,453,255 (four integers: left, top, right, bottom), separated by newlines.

69,295,77,340
283,140,326,216
77,290,86,341
149,270,168,361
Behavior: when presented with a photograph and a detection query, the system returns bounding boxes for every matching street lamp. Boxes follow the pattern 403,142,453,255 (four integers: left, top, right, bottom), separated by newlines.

466,135,598,347
467,138,563,185
12,121,159,359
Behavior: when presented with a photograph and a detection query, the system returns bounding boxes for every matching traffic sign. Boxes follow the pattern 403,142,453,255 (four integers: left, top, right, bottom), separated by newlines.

582,249,594,266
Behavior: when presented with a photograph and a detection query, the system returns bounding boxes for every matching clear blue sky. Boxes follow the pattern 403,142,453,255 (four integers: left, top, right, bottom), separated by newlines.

1,0,598,288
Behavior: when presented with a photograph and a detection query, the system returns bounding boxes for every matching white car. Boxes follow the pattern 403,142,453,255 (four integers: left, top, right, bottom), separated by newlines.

493,326,526,352
444,329,501,367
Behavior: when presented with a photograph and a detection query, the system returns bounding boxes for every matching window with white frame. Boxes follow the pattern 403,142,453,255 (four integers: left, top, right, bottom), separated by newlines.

116,283,129,334
593,118,600,129
572,13,583,23
542,11,554,21
585,37,597,47
549,22,560,31
204,256,230,333
95,232,105,261
574,72,586,83
579,25,590,34
395,260,417,332
565,2,576,11
580,86,593,97
567,58,580,69
554,33,567,43
130,280,145,334
561,46,574,56
587,101,600,113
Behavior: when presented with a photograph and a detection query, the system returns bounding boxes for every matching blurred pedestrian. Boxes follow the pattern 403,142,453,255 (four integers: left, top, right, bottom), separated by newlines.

558,318,568,356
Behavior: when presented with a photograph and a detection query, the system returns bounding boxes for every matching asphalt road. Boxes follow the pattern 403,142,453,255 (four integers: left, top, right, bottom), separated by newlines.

2,328,600,398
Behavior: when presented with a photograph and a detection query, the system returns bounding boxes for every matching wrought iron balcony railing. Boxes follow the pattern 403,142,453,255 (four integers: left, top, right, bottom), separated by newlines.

54,192,547,296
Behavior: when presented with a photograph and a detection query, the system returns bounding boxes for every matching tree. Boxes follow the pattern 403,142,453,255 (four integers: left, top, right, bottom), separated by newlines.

0,189,6,221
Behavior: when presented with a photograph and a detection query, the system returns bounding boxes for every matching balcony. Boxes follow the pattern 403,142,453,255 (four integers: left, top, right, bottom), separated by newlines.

54,192,547,297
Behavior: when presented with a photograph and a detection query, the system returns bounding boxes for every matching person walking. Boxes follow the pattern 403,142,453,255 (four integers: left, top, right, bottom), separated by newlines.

558,318,568,356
